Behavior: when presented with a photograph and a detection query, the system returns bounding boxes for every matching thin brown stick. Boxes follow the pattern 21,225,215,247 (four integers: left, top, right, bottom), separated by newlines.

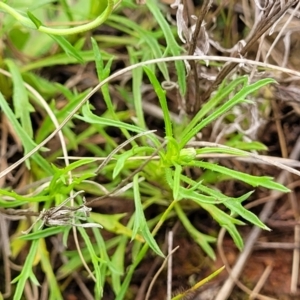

291,225,300,293
187,0,212,113
0,208,39,217
272,91,300,294
272,100,288,158
145,246,179,300
135,256,161,300
249,265,273,300
188,0,212,56
217,228,278,300
167,231,174,300
255,242,300,250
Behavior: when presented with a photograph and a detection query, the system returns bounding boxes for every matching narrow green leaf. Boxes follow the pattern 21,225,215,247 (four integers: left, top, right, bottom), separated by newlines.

77,103,144,133
132,175,164,257
111,238,127,295
112,146,153,179
19,227,65,240
146,0,186,95
226,140,268,151
178,187,223,204
91,37,115,114
91,226,118,298
21,50,112,73
0,199,27,208
77,103,160,146
223,222,244,250
192,160,290,192
140,226,164,257
28,272,40,286
27,11,42,28
48,34,84,63
64,158,96,173
180,173,253,205
5,59,34,138
113,153,131,179
39,239,63,300
129,47,146,129
90,212,144,242
224,195,270,230
180,76,248,139
108,15,170,81
173,164,182,200
175,203,216,260
180,78,276,148
144,66,173,138
36,89,90,143
0,91,52,174
77,227,104,299
201,203,245,250
12,239,39,300
196,147,247,156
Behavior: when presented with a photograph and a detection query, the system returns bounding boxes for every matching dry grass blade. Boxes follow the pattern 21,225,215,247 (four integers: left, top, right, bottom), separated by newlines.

291,225,300,293
186,0,213,112
265,1,300,63
249,265,273,300
201,0,298,103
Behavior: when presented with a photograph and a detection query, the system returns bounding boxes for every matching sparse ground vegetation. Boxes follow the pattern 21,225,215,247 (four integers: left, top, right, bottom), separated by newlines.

0,1,300,299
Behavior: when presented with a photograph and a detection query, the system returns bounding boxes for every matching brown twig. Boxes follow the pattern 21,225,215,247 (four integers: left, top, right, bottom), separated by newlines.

188,0,212,57
186,0,212,113
0,208,39,217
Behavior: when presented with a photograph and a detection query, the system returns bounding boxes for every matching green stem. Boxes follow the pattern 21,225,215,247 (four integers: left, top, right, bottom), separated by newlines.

0,0,114,35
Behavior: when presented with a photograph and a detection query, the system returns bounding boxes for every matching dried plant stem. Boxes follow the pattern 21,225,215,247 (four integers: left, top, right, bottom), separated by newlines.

188,0,212,56
201,0,298,103
249,265,273,300
167,231,173,300
265,1,300,63
291,224,300,293
187,0,212,113
145,246,179,300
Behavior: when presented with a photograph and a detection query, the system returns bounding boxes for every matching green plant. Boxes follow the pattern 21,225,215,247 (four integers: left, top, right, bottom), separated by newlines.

0,0,295,299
